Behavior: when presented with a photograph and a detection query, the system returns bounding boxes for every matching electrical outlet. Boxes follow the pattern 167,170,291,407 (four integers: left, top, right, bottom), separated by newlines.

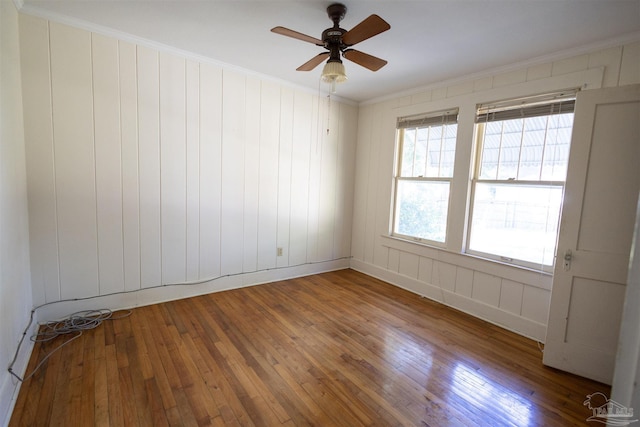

277,247,283,257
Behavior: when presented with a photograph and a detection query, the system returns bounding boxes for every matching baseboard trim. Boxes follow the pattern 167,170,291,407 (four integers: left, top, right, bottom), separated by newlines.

1,314,39,427
36,259,350,322
349,258,547,343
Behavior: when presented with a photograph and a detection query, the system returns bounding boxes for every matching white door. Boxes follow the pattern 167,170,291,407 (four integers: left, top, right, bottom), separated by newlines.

543,84,640,385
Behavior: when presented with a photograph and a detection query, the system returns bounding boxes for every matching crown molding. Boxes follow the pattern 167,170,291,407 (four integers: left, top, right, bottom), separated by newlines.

16,3,356,105
361,30,640,106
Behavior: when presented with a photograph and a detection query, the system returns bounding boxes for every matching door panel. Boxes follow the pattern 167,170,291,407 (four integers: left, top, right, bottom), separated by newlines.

578,102,640,255
564,278,625,348
544,84,640,385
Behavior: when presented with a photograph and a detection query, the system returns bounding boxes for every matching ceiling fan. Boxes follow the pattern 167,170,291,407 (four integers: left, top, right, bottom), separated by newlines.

271,3,390,91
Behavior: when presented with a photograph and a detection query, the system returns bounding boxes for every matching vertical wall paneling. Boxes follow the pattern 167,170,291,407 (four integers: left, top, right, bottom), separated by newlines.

119,41,141,292
373,102,394,267
618,41,640,86
198,63,223,279
276,87,294,268
220,70,246,275
49,22,99,299
257,81,280,270
92,33,125,295
333,102,346,260
21,18,359,313
338,103,357,258
500,279,524,315
289,91,313,266
453,266,473,297
364,105,381,265
306,92,323,262
19,15,60,304
317,96,338,261
243,77,261,272
185,59,200,281
137,45,162,288
350,104,373,263
159,52,187,284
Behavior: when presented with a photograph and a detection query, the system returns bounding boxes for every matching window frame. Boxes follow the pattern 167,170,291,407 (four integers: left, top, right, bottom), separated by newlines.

465,92,577,271
391,109,459,246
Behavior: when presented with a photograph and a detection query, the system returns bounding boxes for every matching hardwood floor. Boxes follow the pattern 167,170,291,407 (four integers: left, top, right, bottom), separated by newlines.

10,269,608,426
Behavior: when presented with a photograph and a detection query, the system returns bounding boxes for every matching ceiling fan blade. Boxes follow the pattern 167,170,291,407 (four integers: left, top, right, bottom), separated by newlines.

297,52,330,71
343,49,387,71
342,14,390,46
271,26,324,45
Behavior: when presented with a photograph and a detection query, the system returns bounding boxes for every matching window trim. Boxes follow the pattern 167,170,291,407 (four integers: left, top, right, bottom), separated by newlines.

466,92,578,271
391,108,459,246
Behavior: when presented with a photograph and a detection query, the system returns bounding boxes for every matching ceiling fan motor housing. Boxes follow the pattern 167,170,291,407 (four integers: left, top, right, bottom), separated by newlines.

324,3,348,62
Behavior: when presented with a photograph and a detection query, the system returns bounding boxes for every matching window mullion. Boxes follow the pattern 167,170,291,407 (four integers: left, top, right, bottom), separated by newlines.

497,121,505,179
539,115,550,181
438,124,444,177
516,118,525,180
423,126,430,177
410,128,417,177
476,123,487,180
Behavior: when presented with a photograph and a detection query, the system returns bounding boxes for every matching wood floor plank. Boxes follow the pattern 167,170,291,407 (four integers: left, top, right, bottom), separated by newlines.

144,378,170,427
79,332,96,426
46,335,77,427
104,344,125,427
189,298,257,426
135,306,178,410
9,269,610,426
94,353,109,427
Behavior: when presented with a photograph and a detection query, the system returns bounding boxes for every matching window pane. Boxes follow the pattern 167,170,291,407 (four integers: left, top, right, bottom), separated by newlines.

518,116,546,180
469,183,562,266
478,113,574,183
497,119,523,180
479,122,502,179
414,128,428,177
399,123,457,179
394,180,450,242
401,129,415,176
441,125,457,177
541,113,573,180
427,127,442,177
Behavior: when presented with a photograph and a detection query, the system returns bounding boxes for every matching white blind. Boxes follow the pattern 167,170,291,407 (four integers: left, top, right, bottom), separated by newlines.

475,90,577,123
397,108,458,129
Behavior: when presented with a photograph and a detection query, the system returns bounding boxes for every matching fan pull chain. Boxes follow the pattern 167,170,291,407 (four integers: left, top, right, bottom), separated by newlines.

327,94,331,135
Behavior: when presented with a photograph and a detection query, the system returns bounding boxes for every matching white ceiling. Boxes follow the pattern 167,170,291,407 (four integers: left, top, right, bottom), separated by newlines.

20,0,640,103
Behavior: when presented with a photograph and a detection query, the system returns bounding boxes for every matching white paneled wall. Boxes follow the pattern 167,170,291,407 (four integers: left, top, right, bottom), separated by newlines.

50,23,100,300
119,41,141,293
94,33,125,296
351,40,640,342
20,17,356,310
1,2,34,424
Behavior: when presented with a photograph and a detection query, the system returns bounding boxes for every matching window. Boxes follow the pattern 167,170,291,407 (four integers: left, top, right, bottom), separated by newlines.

393,109,458,244
467,93,576,269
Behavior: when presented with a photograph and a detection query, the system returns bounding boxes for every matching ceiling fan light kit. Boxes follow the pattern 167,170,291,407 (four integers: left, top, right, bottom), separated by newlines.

321,61,347,93
271,3,390,93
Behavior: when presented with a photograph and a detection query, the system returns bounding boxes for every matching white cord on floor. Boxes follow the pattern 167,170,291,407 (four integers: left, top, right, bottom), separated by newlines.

9,309,131,383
